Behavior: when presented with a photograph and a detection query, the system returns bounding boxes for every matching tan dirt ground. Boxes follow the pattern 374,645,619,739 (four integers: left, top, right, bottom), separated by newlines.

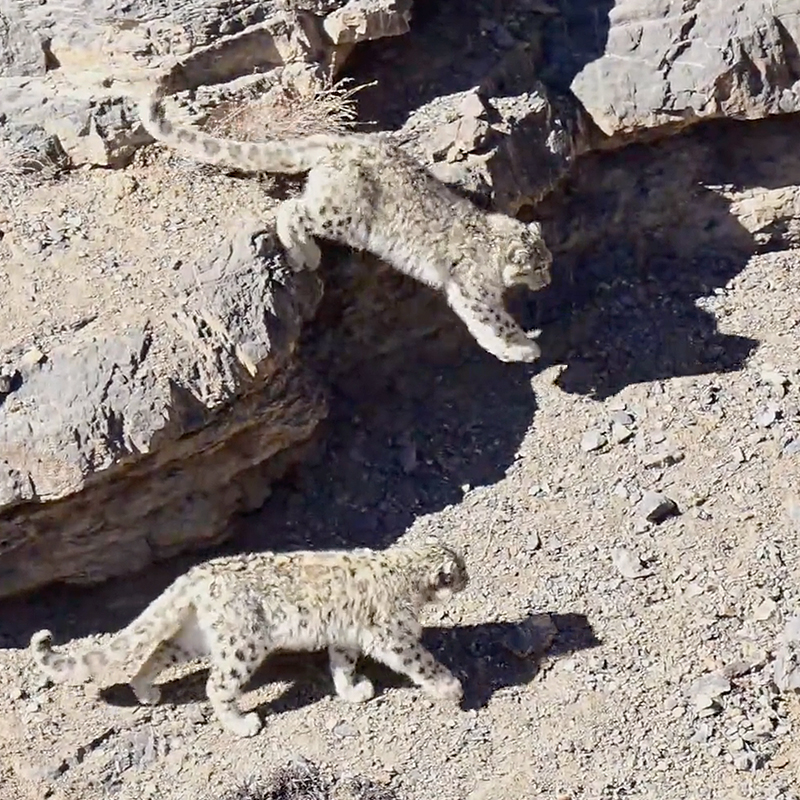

0,148,799,800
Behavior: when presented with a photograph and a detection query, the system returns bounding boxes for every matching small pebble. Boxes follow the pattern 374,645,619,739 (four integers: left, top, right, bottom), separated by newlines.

635,490,679,523
732,752,756,771
783,439,800,456
689,673,731,707
609,410,634,427
728,736,745,752
632,518,650,534
581,429,607,452
610,423,634,444
332,721,358,739
759,368,788,389
752,598,778,621
721,660,752,679
611,547,652,579
19,347,46,370
752,717,774,736
754,405,779,427
690,723,712,744
525,531,541,551
642,448,685,469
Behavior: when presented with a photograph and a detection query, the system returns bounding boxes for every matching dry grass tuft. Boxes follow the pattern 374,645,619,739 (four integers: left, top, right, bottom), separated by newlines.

219,758,398,800
209,72,375,143
0,140,61,194
224,761,328,800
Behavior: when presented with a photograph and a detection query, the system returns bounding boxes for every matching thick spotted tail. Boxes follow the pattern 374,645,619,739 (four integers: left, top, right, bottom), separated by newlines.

29,573,195,684
137,93,337,175
29,629,103,683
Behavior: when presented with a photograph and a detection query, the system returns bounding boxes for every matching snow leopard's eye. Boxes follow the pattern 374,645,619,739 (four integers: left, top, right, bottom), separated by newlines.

507,246,530,265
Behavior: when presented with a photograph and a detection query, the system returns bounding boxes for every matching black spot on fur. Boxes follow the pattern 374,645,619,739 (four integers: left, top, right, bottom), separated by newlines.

176,129,195,143
234,648,245,661
228,143,242,159
203,139,221,156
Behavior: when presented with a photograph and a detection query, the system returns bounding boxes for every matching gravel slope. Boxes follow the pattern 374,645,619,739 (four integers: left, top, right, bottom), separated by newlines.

1,164,799,800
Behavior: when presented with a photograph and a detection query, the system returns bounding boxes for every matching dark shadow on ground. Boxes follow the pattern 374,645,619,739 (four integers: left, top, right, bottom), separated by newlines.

510,114,800,399
97,612,599,718
233,268,540,556
342,0,613,131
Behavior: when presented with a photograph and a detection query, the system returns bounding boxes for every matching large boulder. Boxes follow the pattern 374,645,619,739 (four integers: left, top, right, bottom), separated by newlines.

360,0,800,208
566,0,800,138
0,224,325,597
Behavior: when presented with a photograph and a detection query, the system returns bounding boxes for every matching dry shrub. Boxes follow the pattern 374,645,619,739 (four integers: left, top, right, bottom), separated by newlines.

226,760,328,800
219,758,398,800
209,72,375,143
0,140,61,194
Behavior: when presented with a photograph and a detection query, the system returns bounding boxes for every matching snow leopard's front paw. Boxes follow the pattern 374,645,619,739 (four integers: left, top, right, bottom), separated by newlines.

494,339,541,363
337,677,375,703
130,680,161,706
428,672,463,702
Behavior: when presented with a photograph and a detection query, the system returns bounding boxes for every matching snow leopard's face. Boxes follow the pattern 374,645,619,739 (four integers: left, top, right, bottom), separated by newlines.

499,219,553,291
417,542,469,602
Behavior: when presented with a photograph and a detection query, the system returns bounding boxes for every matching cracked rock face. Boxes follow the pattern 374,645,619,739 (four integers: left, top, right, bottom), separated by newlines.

0,226,325,598
564,0,800,137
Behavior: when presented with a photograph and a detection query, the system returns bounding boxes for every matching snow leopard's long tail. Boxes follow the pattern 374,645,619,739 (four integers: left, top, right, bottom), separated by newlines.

30,573,195,683
138,93,337,175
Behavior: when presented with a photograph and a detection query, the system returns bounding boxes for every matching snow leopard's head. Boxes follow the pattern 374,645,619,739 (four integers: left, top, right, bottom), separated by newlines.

415,540,469,602
494,216,552,291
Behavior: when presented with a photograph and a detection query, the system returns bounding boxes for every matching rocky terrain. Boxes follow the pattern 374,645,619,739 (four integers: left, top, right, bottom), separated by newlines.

2,0,800,798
